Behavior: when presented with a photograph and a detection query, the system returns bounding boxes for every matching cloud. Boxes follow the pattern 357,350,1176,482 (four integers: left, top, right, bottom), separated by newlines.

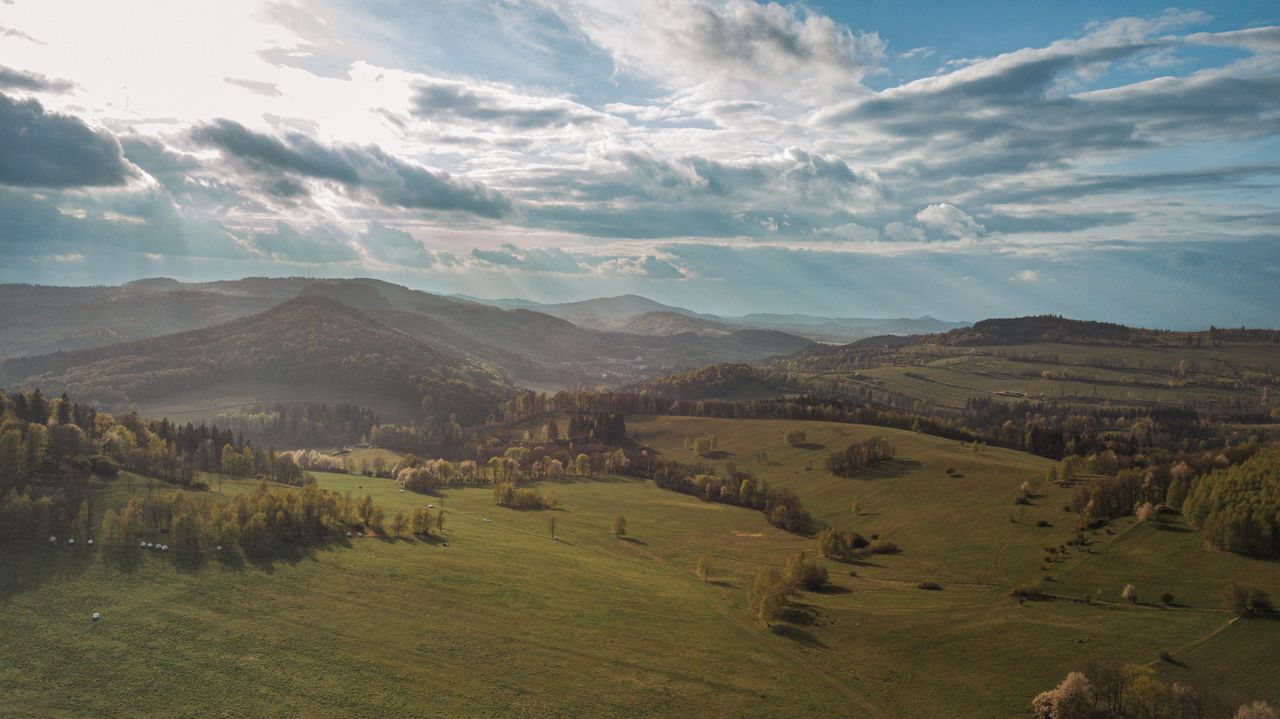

359,221,438,267
119,135,201,189
0,187,246,260
811,13,1280,180
0,65,73,92
0,94,132,188
1012,269,1041,282
409,79,612,130
540,0,885,102
596,254,685,278
191,119,512,217
915,203,985,239
224,77,282,97
470,244,586,273
248,221,358,262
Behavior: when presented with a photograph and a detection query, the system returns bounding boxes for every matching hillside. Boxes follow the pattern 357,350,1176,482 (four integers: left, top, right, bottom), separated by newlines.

0,279,811,386
613,310,734,336
637,317,1280,424
0,296,513,423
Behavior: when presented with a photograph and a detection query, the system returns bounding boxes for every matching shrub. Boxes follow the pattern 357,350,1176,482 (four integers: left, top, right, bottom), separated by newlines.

1036,520,1052,527
86,455,119,477
918,582,942,591
1225,582,1274,616
867,539,899,555
1122,584,1138,603
1161,592,1175,605
784,552,828,590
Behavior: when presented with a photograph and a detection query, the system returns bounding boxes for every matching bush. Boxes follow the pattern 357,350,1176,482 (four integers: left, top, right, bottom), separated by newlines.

1161,592,1175,605
86,455,119,477
1036,520,1052,527
1225,582,1273,616
918,582,943,591
867,539,899,554
1011,587,1051,601
784,552,828,590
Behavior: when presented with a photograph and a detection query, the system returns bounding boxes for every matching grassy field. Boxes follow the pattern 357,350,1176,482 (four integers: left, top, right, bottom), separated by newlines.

796,341,1280,415
4,415,1279,717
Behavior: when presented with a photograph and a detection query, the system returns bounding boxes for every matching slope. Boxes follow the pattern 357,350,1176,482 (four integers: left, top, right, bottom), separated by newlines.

0,296,513,423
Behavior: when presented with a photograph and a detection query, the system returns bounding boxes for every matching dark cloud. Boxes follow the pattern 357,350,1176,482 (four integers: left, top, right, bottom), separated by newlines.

120,136,201,188
224,77,282,97
191,119,359,183
0,65,74,93
0,94,132,188
191,119,511,217
410,80,608,130
248,221,358,262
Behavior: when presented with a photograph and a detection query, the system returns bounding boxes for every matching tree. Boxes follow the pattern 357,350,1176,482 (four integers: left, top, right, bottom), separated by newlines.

1121,584,1138,604
783,429,806,447
696,555,710,582
1236,701,1278,719
1032,672,1093,719
748,568,795,626
611,515,626,537
1225,583,1273,616
390,511,409,537
816,526,846,559
548,515,557,539
784,551,828,590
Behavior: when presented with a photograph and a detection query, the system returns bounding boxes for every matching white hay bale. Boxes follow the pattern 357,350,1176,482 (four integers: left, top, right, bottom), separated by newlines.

49,536,57,543
427,504,434,508
216,545,223,551
345,531,352,537
87,539,94,546
67,538,75,545
139,541,146,548
161,545,169,551
146,542,154,548
91,612,100,621
399,489,404,493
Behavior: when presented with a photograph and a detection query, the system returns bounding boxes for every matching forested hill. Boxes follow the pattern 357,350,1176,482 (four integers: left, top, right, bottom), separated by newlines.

924,315,1280,347
0,296,514,424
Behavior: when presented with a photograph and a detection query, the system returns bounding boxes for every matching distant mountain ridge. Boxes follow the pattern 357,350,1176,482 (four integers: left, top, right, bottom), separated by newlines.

0,278,814,392
453,292,969,341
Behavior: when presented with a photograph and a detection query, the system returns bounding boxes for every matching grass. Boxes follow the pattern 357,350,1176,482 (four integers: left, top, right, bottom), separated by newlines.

4,415,1279,717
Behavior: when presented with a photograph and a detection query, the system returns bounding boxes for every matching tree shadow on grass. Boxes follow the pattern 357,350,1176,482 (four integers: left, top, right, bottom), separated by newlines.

619,536,647,546
708,579,736,589
1152,523,1194,533
771,623,828,649
859,459,924,480
792,442,826,451
812,583,852,595
700,450,734,460
0,545,97,603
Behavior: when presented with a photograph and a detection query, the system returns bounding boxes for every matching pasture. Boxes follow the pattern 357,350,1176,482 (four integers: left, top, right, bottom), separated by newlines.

3,415,1279,717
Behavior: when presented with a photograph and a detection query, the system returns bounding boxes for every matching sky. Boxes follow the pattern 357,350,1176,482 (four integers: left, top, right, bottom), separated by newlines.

0,0,1277,327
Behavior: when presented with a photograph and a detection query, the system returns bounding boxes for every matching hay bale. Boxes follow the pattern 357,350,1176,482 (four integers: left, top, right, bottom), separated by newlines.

161,545,169,551
91,612,100,621
216,545,223,551
139,541,146,548
49,536,57,543
67,538,75,545
87,539,94,546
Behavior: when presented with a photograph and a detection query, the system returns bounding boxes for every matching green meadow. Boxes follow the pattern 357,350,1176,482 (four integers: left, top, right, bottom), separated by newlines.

4,416,1278,717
